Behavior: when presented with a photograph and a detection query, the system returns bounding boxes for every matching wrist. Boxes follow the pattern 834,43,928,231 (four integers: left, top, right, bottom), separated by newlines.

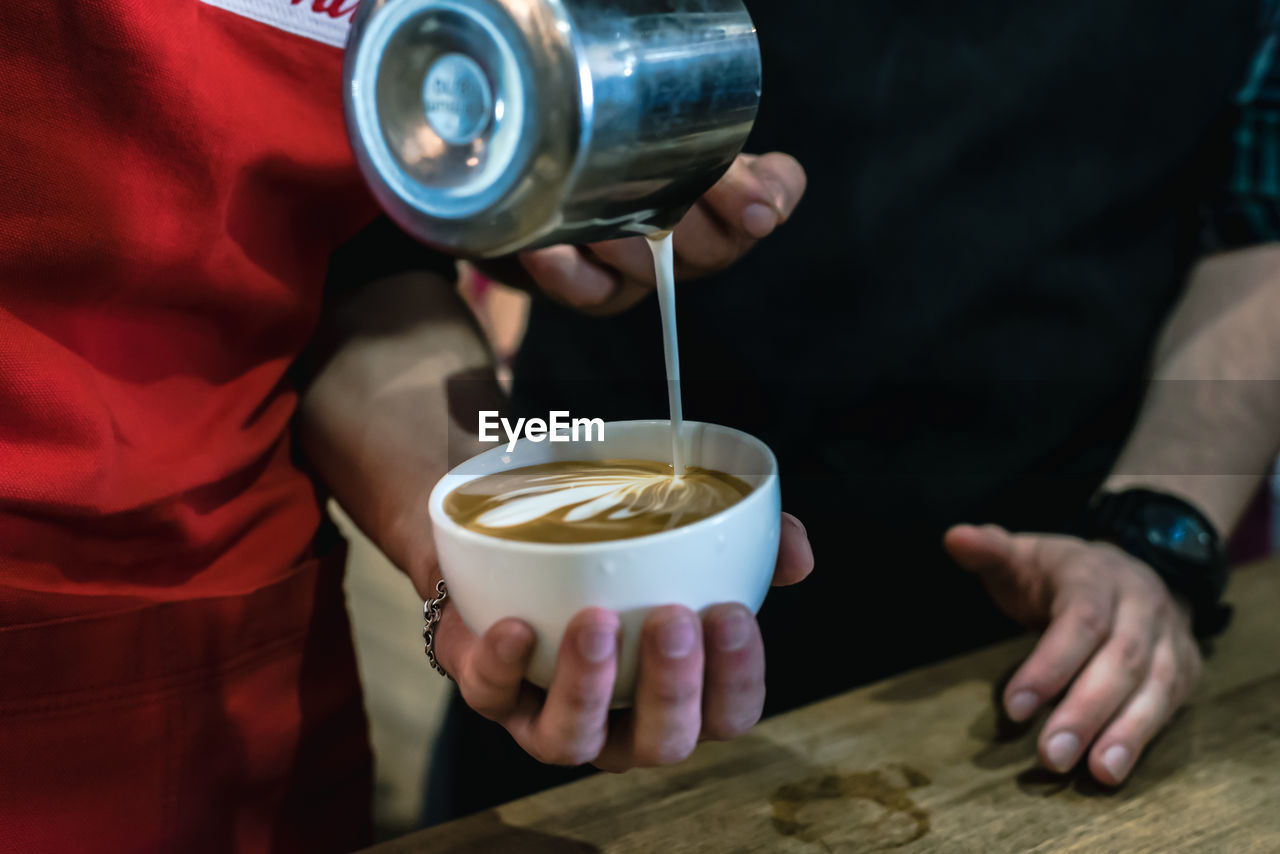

1099,472,1253,537
1081,487,1232,638
1100,472,1206,519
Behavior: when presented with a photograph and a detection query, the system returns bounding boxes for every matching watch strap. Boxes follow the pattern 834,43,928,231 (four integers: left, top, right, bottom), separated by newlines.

1082,489,1232,638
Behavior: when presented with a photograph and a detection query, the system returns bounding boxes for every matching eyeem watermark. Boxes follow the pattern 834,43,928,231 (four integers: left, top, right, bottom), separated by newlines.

479,411,605,452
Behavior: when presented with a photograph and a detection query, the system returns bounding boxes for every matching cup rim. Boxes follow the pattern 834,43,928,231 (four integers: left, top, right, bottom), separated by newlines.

427,420,779,554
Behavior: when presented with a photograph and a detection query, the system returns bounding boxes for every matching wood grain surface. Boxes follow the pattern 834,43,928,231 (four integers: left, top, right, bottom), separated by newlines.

372,557,1280,853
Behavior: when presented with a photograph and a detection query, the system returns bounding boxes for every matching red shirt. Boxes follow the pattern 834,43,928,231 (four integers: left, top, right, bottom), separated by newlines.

1,2,382,849
1,0,376,612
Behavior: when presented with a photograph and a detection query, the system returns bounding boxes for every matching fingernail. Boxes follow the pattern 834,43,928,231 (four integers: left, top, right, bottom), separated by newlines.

1102,745,1132,781
495,628,530,665
715,610,752,653
1007,690,1039,722
758,175,789,215
577,626,616,663
658,616,698,659
1046,731,1080,772
742,203,778,238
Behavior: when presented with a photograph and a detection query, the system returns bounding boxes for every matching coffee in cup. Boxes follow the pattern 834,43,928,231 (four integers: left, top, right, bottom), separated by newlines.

442,459,751,544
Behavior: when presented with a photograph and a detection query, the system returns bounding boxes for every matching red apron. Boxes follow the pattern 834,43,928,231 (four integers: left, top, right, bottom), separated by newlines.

1,1,382,849
0,548,373,853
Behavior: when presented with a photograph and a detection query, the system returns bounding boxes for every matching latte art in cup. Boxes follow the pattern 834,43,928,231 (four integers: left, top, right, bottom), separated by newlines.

443,459,752,544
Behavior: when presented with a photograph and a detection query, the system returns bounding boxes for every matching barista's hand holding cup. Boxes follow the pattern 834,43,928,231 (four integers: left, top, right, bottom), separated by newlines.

428,422,814,771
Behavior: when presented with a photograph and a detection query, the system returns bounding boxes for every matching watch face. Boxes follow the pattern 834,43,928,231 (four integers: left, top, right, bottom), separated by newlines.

1139,503,1215,562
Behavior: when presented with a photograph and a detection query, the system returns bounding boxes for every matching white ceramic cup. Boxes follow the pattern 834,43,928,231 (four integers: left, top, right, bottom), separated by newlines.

428,420,781,705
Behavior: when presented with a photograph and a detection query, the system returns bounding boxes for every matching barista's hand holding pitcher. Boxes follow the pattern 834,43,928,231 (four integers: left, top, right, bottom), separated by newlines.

518,152,808,315
432,513,814,771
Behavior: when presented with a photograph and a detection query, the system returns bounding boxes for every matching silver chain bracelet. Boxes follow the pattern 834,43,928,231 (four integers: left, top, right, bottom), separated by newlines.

422,579,453,680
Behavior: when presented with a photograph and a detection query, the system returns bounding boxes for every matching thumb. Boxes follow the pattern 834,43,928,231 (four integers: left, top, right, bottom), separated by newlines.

945,525,1069,626
944,523,1021,576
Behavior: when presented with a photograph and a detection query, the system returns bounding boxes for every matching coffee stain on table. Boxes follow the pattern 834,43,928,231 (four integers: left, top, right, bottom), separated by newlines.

770,763,932,850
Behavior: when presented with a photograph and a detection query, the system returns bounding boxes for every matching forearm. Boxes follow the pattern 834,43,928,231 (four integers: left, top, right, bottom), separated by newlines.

1104,244,1280,534
297,270,503,591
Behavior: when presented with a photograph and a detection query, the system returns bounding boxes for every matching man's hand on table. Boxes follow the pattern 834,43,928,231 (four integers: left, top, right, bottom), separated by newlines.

430,513,813,772
945,524,1201,786
513,152,807,315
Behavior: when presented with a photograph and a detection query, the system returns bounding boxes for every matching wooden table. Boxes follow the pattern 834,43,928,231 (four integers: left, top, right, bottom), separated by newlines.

373,557,1280,853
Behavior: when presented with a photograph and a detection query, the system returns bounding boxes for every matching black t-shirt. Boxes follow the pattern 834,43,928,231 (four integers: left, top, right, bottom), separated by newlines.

511,0,1258,703
430,0,1261,821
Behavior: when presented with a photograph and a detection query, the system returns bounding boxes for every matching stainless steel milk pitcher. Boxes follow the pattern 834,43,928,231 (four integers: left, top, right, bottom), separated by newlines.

344,0,762,257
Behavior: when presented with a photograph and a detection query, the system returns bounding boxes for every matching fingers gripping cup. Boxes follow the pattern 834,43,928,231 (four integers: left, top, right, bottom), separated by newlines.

344,0,763,257
427,421,781,705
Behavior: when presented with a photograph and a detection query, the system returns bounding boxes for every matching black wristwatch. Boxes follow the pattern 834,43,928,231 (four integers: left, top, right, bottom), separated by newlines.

1080,488,1233,639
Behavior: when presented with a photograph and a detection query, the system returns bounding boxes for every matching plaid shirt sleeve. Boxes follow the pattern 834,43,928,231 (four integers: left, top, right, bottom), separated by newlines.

1202,0,1280,250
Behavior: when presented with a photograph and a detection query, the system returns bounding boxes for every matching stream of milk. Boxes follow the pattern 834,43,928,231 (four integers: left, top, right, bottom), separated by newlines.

647,232,684,477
